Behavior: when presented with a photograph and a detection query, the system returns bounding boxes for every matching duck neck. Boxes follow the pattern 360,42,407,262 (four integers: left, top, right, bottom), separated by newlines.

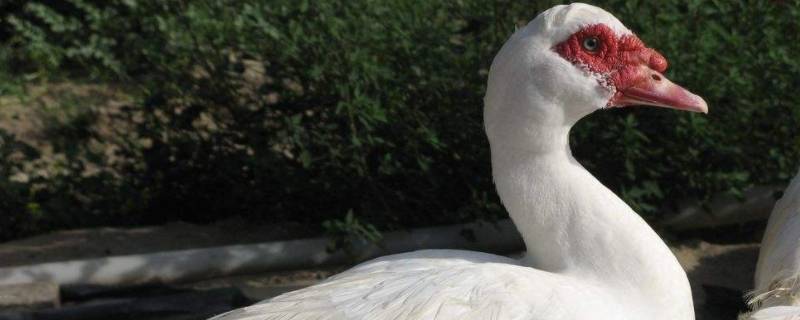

488,120,692,313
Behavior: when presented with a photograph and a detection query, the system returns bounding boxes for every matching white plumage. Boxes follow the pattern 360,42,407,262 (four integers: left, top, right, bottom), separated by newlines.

212,250,611,320
749,169,800,319
211,3,708,320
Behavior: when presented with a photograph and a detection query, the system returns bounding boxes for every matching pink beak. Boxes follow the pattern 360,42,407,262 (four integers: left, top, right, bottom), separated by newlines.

616,67,708,114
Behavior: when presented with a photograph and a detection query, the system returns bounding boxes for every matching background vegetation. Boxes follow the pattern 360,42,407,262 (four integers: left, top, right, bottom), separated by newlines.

0,0,798,242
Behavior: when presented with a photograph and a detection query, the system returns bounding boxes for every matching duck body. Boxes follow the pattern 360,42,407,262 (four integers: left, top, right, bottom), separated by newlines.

217,250,622,320
211,3,708,320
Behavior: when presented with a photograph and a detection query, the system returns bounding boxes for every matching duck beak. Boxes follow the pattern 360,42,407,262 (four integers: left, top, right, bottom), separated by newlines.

616,67,708,114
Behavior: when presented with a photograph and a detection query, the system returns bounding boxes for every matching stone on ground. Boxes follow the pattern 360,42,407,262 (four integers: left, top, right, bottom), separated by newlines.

0,282,59,310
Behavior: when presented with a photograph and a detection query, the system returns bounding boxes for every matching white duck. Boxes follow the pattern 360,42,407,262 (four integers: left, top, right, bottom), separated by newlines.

749,169,800,320
210,3,708,320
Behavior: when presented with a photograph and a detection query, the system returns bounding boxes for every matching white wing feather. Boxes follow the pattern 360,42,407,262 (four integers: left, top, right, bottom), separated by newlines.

749,306,800,320
209,250,614,320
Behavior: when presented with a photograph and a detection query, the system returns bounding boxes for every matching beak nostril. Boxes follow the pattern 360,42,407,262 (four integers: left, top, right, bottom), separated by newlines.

651,74,661,81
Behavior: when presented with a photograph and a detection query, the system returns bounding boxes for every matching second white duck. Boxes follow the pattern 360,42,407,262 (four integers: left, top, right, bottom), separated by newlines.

750,168,800,320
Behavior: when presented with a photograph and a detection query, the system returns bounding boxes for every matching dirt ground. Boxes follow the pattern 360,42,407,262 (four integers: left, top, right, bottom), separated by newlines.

0,218,313,267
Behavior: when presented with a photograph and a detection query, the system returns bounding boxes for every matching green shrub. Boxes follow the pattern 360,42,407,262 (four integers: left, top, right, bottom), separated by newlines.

0,0,798,241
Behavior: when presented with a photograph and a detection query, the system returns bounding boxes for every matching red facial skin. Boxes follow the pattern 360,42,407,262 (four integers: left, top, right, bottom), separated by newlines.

553,24,669,107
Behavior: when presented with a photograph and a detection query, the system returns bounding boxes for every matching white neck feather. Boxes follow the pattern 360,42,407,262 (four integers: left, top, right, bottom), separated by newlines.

488,101,692,313
482,6,694,315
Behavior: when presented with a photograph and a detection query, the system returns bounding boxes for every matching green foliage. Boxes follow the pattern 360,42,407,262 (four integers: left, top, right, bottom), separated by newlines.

0,132,38,240
0,0,798,241
323,210,383,254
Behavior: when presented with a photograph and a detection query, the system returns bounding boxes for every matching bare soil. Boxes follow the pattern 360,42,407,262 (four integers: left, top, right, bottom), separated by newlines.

0,218,312,267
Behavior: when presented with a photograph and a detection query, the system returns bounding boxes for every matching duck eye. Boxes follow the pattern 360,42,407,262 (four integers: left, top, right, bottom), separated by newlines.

582,37,600,52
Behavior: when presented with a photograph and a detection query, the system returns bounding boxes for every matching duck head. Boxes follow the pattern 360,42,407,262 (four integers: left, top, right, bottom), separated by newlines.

484,3,707,149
